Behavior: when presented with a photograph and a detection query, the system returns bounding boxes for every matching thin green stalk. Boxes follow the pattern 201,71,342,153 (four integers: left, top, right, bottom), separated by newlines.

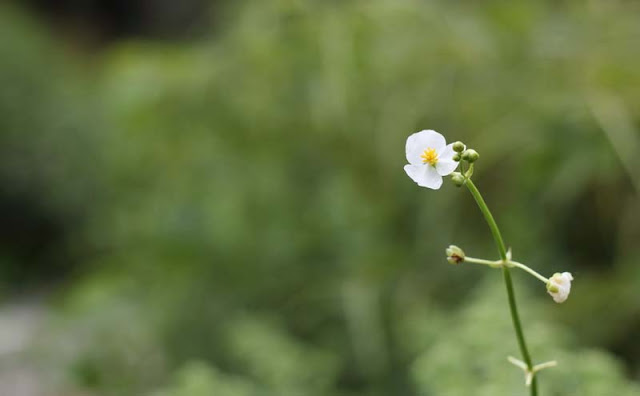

510,261,548,284
466,256,549,284
464,256,501,266
503,266,538,394
464,179,507,261
465,179,538,395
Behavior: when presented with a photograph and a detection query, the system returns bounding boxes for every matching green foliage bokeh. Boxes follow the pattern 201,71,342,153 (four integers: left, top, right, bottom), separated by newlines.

1,1,640,395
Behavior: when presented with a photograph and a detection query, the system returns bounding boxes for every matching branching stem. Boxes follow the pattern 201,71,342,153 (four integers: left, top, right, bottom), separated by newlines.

464,257,549,284
464,178,538,396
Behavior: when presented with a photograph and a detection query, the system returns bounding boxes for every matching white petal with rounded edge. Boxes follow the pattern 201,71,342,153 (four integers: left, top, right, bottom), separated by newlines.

404,164,443,189
405,130,446,165
435,143,460,176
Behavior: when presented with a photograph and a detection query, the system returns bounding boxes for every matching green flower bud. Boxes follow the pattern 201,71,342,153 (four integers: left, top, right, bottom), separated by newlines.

452,141,465,153
450,172,465,187
452,152,461,162
446,245,465,265
462,149,479,163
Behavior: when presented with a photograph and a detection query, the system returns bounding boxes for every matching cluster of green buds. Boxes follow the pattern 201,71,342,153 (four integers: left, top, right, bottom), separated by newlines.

449,141,479,187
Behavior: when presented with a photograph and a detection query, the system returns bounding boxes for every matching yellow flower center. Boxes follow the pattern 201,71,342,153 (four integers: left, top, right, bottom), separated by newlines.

421,147,438,165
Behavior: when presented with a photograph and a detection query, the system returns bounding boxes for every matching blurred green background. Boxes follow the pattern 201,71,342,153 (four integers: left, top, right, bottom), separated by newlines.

1,0,640,395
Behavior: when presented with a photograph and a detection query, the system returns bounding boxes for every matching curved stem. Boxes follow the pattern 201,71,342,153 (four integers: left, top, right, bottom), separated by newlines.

464,179,507,260
509,261,549,284
465,179,538,396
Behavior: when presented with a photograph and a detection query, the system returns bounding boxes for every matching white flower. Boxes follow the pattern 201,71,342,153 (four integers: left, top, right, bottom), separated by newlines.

404,130,460,189
546,272,573,303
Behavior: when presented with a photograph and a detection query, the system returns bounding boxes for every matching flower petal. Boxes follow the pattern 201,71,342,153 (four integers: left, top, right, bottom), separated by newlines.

435,143,460,176
405,130,446,165
404,164,443,189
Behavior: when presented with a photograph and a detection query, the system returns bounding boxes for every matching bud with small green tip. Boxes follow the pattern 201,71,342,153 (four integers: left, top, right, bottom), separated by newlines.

452,152,461,162
546,272,573,303
450,172,465,187
452,141,465,153
446,245,465,264
462,149,479,163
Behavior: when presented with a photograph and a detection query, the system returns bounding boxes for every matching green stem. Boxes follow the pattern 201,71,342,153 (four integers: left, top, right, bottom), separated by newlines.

464,257,500,266
509,261,549,284
465,257,549,284
464,179,507,260
464,256,502,268
465,179,538,395
503,266,538,393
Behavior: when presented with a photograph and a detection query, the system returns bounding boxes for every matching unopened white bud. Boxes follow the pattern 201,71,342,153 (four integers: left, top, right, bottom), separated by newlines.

446,245,465,265
546,272,573,303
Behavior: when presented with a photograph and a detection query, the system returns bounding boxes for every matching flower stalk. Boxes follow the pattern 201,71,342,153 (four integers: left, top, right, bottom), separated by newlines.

464,178,546,396
503,266,538,394
464,179,507,261
464,178,538,395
